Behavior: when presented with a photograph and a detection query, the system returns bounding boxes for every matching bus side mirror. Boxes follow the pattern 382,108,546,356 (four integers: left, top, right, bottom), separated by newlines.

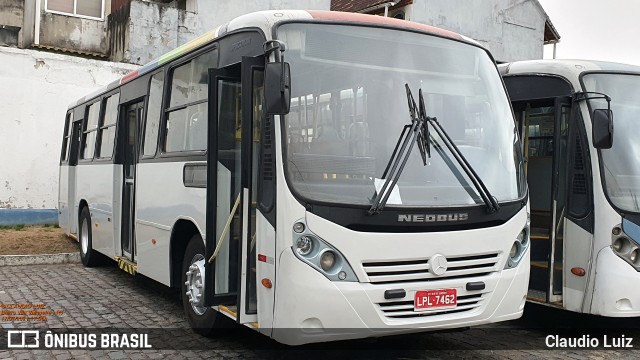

265,62,291,115
592,108,613,149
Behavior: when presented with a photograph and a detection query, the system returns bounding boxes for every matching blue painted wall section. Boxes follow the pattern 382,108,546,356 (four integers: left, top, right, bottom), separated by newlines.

0,209,58,226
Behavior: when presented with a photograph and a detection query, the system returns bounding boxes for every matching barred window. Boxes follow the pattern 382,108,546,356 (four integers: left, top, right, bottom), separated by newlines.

97,94,120,159
164,49,217,152
81,102,100,159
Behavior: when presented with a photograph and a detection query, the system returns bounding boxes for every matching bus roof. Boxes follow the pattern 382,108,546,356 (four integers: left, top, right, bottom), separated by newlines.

70,10,473,109
499,59,640,79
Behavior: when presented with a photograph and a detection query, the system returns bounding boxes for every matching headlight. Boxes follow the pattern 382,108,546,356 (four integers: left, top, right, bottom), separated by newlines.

611,220,640,272
509,242,519,258
320,251,336,271
295,236,313,256
505,226,529,269
291,219,358,282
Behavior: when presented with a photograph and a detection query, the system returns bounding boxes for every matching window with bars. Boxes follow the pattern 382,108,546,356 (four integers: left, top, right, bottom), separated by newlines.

46,0,104,20
164,49,217,153
81,102,100,160
60,112,73,163
97,93,120,159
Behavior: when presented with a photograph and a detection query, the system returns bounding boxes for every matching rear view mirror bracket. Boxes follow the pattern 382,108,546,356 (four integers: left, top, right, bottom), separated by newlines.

264,40,291,115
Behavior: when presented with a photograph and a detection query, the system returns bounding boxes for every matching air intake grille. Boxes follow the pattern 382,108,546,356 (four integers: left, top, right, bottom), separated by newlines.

377,293,485,319
362,253,500,284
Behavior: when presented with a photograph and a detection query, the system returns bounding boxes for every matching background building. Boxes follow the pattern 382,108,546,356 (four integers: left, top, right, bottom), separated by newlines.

331,0,560,62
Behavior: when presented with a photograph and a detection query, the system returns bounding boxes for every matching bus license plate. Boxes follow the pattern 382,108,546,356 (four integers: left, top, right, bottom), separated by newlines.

414,289,457,311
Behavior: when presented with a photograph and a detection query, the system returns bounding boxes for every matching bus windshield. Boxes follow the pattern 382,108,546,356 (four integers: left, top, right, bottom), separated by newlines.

277,23,525,208
583,73,640,213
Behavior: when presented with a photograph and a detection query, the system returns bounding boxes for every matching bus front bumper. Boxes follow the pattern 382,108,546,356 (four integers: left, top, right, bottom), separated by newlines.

590,246,640,317
271,248,528,345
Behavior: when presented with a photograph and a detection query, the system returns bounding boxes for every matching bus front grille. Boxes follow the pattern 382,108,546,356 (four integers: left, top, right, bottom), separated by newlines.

362,252,500,284
377,293,484,319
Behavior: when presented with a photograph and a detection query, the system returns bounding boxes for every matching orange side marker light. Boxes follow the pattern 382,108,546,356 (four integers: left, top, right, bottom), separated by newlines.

571,267,586,276
261,278,272,289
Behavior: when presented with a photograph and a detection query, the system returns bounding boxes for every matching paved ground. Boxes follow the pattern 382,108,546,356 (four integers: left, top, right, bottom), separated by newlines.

0,263,639,359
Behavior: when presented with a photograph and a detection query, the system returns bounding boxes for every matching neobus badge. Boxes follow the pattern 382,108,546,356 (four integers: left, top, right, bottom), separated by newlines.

397,213,469,223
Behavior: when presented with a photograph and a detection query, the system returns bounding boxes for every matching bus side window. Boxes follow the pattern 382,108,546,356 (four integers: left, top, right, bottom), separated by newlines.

60,112,72,163
81,102,100,160
97,93,120,160
143,71,164,157
164,49,218,153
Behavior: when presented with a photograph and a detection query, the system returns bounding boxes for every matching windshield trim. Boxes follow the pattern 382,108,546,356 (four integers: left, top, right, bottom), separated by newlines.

274,21,527,211
579,70,640,216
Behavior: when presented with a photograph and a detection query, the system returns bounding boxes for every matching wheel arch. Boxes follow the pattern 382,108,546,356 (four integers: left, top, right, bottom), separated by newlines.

170,218,204,288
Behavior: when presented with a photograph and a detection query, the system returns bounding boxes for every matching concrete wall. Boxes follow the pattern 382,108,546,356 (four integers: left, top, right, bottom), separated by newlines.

0,0,24,47
411,0,546,62
0,47,138,222
38,13,107,55
111,0,331,65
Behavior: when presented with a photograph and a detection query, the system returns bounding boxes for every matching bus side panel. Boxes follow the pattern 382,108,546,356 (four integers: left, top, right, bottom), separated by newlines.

76,164,116,257
562,220,593,312
256,212,276,336
58,165,70,232
135,161,206,286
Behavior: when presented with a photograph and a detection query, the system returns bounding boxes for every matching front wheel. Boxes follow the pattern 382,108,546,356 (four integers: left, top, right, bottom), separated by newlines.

181,234,228,335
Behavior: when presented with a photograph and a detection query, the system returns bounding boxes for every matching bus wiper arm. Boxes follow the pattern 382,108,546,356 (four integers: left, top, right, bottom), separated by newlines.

416,89,499,213
368,85,427,215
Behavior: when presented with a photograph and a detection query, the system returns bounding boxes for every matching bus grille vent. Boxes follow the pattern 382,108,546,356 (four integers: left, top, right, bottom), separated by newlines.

362,252,500,284
377,293,484,319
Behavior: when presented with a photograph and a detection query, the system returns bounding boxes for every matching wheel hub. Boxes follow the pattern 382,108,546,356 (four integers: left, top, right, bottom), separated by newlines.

185,255,206,315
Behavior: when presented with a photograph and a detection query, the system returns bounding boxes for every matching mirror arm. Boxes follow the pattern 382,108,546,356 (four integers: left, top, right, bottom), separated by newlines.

573,91,612,111
263,40,287,94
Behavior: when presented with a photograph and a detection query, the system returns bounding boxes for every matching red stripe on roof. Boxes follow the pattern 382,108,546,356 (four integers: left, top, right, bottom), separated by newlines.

307,10,463,41
120,69,139,85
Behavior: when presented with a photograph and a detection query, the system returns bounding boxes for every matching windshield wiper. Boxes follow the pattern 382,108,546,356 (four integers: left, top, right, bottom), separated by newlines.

416,87,499,213
368,84,499,215
368,85,428,215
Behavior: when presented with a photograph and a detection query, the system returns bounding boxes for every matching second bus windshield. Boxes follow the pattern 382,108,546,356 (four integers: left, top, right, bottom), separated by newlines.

277,23,525,208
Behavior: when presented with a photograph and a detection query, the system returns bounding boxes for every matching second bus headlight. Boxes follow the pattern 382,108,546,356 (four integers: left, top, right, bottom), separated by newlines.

505,228,529,269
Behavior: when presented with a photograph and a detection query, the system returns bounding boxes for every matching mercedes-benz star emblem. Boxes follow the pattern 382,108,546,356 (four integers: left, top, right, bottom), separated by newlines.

430,254,448,276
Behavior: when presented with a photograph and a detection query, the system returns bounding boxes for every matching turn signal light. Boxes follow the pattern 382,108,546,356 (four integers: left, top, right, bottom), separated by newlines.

261,278,272,289
571,267,586,277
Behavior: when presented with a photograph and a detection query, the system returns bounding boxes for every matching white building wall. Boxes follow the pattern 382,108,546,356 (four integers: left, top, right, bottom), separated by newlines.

198,0,331,36
0,47,138,210
411,0,546,62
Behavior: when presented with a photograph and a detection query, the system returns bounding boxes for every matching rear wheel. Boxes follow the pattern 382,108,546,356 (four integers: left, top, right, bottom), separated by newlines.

79,207,101,267
181,234,228,335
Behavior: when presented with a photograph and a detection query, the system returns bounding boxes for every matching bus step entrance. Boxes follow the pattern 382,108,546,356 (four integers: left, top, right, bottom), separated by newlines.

115,256,137,276
527,289,546,302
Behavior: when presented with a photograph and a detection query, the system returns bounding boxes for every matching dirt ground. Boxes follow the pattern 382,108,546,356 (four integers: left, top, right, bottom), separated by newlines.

0,226,79,255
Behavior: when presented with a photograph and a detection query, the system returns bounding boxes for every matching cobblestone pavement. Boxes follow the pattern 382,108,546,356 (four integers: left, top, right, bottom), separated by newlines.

1,263,639,359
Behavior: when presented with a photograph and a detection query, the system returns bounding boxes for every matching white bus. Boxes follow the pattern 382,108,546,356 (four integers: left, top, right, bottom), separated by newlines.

500,59,640,316
59,10,529,345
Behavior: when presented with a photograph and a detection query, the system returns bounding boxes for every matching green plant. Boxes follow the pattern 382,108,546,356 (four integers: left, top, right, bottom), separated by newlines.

14,224,25,231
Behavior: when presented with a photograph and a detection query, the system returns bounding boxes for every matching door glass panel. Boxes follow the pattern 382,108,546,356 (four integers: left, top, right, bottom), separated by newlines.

122,102,143,259
247,70,264,314
214,80,242,296
553,105,570,295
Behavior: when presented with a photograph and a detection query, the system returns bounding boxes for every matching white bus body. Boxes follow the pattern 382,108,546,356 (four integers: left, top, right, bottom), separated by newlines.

58,10,529,344
501,59,640,316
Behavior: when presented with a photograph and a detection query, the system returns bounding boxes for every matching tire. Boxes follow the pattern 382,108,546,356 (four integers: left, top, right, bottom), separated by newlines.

181,234,229,336
79,206,101,267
